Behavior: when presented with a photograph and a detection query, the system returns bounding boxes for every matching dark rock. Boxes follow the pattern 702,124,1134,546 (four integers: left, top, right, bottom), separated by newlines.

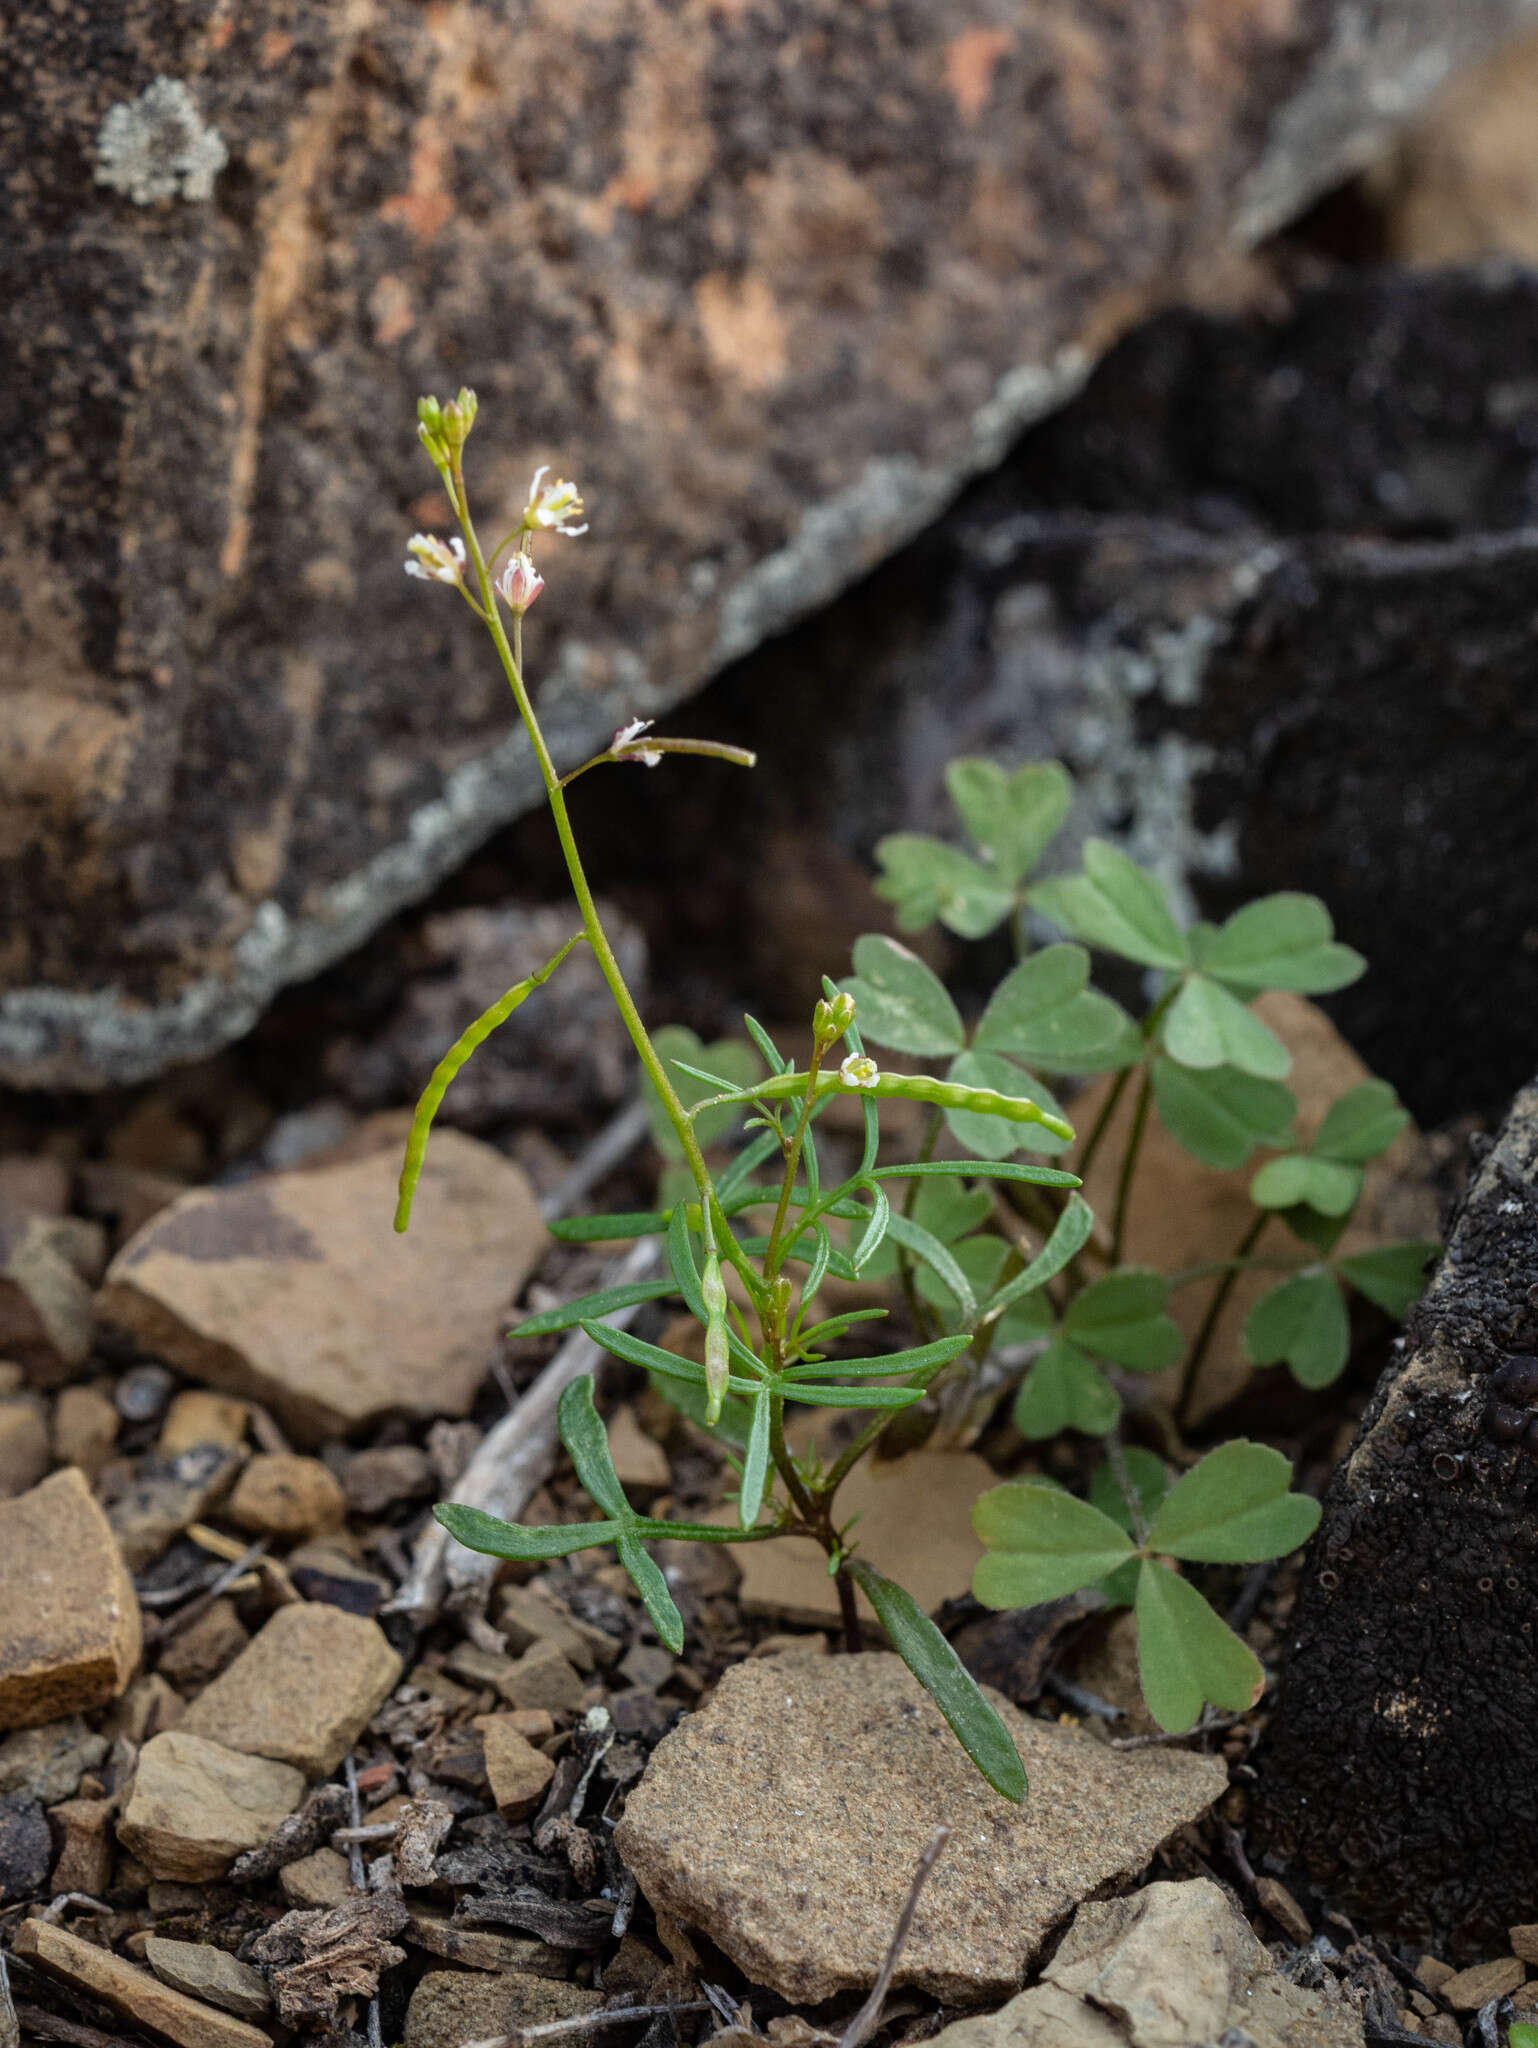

0,1792,52,1899
5,2,1532,1088
1251,1076,1538,1960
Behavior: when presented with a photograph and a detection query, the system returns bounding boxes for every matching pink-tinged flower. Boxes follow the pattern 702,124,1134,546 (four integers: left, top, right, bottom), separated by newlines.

525,465,588,537
404,533,466,584
611,717,661,767
495,552,545,614
839,1053,880,1090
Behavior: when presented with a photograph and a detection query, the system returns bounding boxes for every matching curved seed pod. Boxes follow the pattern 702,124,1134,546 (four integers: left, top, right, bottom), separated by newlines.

395,933,586,1232
701,1245,730,1425
687,1068,1075,1142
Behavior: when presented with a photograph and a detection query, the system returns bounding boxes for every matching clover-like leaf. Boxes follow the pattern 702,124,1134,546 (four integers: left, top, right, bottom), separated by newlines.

872,835,1016,939
849,1560,1026,1802
1338,1240,1437,1319
1196,893,1365,996
974,945,1139,1073
1012,1339,1121,1439
1028,841,1190,971
1063,1268,1184,1372
1249,1154,1363,1218
1089,1449,1171,1607
1311,1080,1410,1163
1163,976,1290,1080
841,935,966,1056
1150,1059,1296,1171
945,1050,1072,1159
973,1481,1137,1607
946,757,1072,888
1134,1559,1266,1732
1243,1267,1350,1388
1145,1440,1320,1563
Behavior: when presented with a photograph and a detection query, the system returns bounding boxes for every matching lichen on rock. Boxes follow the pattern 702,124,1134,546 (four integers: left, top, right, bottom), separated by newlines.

94,77,227,205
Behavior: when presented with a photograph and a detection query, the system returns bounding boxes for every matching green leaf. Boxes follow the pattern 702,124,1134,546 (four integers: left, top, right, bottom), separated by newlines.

972,1482,1137,1606
1012,1340,1121,1439
1278,1204,1349,1257
1028,841,1189,971
1150,1059,1296,1171
1249,1154,1362,1217
649,1374,755,1450
979,1193,1095,1326
1146,1440,1320,1563
548,1210,667,1243
579,1317,758,1394
741,1015,793,1075
665,1201,707,1321
616,1533,684,1655
1338,1240,1436,1319
780,1334,970,1383
945,1051,1072,1160
739,1390,771,1529
714,1128,784,1205
1134,1559,1265,1732
850,1182,891,1273
946,757,1072,888
841,935,967,1056
866,1160,1083,1189
974,946,1140,1074
848,1559,1026,1802
1311,1080,1409,1163
512,1279,678,1338
884,1211,977,1321
787,1381,926,1409
873,834,1017,939
1197,893,1365,995
1243,1268,1350,1388
1089,1449,1171,1607
1505,2025,1538,2048
647,1026,763,1156
435,1502,624,1560
1163,976,1290,1080
1064,1268,1184,1372
556,1378,631,1520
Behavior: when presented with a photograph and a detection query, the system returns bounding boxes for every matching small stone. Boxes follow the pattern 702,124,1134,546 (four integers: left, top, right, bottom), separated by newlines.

117,1728,306,1880
42,1216,110,1286
228,1454,346,1541
341,1444,434,1514
0,1715,108,1802
405,1913,570,1975
619,1643,675,1691
109,1671,185,1745
614,1654,1227,2004
497,1639,586,1715
495,1585,601,1671
476,1714,557,1820
1416,1957,1455,1992
1421,2020,1463,2046
144,1938,272,2021
504,1708,555,1742
0,1468,141,1729
0,1790,51,1896
1439,1958,1526,2011
179,1602,402,1775
116,1363,176,1423
1398,2007,1423,2032
285,1541,389,1616
0,1157,70,1218
1513,1926,1538,1966
157,1599,251,1690
0,1209,93,1383
1513,1983,1538,2013
159,1391,251,1457
109,1441,245,1571
280,1844,355,1907
444,1640,520,1692
405,1967,602,2048
53,1383,120,1476
606,1405,670,1492
0,1399,50,1496
78,1161,187,1244
50,1792,115,1893
1256,1875,1312,1944
97,1136,547,1442
14,1918,272,2048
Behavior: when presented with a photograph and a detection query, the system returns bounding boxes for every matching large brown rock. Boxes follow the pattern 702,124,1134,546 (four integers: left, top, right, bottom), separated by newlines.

615,1652,1225,2003
4,1,1532,1089
0,1468,141,1730
96,1131,545,1441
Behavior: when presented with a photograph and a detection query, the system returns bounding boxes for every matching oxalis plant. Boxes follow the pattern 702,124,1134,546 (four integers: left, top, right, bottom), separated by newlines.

393,391,1404,1799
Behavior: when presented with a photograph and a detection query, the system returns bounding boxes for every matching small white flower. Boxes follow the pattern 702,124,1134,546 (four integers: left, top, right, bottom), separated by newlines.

495,552,544,613
404,533,466,584
611,717,662,766
525,465,588,537
839,1053,880,1090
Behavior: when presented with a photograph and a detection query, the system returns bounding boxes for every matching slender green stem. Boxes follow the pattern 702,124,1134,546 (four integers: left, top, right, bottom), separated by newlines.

764,1048,827,1281
1175,1209,1268,1434
767,1392,818,1525
896,1110,943,1345
1109,1068,1153,1268
1168,1253,1306,1290
1104,1425,1148,1544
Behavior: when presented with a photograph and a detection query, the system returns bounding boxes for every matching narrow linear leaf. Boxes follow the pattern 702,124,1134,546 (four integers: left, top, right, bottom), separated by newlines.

616,1533,684,1655
579,1317,759,1394
739,1390,771,1530
556,1377,630,1521
884,1212,977,1321
868,1160,1083,1189
849,1559,1026,1803
435,1503,624,1561
981,1193,1095,1324
852,1181,892,1273
548,1211,668,1243
781,1334,970,1383
512,1280,678,1338
785,1382,925,1410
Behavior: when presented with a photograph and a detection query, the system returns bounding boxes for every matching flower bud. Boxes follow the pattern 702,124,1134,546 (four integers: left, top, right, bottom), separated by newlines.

838,1053,880,1090
495,551,545,614
813,990,856,1044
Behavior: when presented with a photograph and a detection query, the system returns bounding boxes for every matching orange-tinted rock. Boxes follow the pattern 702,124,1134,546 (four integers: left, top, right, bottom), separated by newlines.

0,1469,141,1730
179,1603,402,1776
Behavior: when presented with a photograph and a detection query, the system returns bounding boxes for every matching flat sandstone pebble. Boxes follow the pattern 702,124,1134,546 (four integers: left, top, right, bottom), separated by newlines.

1440,1958,1526,2011
14,1917,272,2048
144,1937,272,2021
614,1653,1227,2004
227,1454,346,1540
405,1968,601,2048
118,1730,307,1881
179,1601,402,1775
96,1135,546,1442
476,1714,556,1820
0,1468,141,1729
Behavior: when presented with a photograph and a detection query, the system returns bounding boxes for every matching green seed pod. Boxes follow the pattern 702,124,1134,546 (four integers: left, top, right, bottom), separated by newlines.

702,1246,730,1426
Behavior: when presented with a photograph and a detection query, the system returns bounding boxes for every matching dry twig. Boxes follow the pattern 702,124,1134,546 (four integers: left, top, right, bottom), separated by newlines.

837,1826,951,2048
